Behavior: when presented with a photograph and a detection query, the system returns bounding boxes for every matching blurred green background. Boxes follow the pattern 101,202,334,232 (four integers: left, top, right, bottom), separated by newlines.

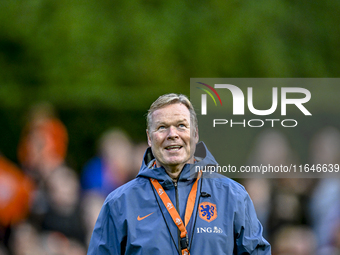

0,0,339,172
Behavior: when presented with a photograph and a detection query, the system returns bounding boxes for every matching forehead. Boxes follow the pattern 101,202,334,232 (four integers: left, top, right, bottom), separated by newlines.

151,103,190,124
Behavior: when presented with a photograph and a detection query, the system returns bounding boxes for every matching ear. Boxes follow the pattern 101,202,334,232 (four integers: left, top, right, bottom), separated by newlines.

194,127,199,143
146,129,152,147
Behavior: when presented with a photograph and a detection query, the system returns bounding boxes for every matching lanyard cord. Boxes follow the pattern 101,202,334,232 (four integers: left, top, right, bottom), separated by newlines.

188,171,204,250
150,180,180,255
150,172,202,255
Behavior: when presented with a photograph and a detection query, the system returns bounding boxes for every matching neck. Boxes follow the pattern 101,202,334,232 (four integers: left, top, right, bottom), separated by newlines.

155,156,196,182
155,161,184,182
165,168,182,182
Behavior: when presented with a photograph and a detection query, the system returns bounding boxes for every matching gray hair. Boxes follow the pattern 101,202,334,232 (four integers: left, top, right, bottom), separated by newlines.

146,93,198,132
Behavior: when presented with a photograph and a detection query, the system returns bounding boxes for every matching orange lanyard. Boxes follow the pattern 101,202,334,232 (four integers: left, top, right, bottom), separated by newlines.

150,171,202,255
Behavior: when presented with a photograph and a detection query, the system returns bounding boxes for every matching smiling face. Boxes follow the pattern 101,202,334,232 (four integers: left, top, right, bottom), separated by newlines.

147,103,199,175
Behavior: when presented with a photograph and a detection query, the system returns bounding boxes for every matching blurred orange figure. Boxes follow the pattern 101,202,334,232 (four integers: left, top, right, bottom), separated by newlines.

0,155,34,227
17,102,68,180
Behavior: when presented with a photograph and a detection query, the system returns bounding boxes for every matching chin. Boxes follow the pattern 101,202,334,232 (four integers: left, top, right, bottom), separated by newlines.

165,157,190,166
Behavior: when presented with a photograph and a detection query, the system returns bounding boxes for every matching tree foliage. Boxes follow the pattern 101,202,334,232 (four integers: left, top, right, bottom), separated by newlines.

1,0,339,109
0,0,339,168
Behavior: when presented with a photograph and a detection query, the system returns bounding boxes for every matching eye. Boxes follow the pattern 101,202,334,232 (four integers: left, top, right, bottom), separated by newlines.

178,123,186,128
158,125,166,130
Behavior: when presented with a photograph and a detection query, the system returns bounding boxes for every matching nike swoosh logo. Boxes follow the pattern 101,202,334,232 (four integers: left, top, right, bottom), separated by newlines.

137,212,154,221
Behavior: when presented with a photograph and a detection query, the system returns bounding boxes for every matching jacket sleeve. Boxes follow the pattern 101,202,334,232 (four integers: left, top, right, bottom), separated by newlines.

87,199,123,255
234,190,271,255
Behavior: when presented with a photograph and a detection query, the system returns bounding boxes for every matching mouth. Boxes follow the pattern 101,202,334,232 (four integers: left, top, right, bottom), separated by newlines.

165,145,183,151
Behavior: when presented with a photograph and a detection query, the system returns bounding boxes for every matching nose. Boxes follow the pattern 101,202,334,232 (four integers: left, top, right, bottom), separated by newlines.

167,126,179,140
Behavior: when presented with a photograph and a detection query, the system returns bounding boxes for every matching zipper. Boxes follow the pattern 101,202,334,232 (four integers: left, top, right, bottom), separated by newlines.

174,182,179,212
174,181,181,253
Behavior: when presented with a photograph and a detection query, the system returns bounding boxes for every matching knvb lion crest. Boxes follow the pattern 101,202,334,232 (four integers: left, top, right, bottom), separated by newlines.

199,202,217,223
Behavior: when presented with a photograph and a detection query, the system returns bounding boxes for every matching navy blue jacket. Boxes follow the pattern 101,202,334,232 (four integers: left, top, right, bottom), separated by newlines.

87,142,271,254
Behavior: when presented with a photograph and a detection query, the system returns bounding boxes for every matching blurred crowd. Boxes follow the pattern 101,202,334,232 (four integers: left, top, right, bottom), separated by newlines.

0,103,147,255
0,102,339,255
243,127,340,255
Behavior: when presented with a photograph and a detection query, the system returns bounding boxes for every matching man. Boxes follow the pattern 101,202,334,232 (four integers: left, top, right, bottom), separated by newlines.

87,93,271,255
